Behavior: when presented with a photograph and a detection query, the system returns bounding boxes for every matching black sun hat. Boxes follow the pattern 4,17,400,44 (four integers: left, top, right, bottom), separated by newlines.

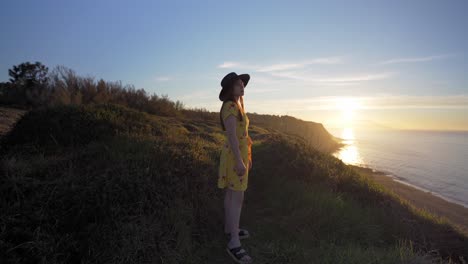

219,72,250,101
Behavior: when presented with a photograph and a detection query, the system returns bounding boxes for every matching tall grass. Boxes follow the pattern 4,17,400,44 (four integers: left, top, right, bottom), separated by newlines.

0,103,466,263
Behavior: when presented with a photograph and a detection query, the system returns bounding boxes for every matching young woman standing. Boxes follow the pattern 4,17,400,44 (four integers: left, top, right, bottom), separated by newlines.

218,72,254,263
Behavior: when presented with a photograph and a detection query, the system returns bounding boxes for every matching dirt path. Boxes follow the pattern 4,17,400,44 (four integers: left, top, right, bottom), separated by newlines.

0,106,28,137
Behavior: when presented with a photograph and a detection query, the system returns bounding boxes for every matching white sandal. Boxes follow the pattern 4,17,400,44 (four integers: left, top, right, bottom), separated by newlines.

226,245,253,263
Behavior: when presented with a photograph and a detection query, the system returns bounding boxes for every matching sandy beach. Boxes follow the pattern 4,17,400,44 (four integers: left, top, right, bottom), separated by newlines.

350,164,468,236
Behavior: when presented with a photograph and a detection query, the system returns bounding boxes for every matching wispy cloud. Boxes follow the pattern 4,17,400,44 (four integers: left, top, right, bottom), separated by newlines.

256,57,344,72
268,71,394,83
218,56,393,85
247,87,281,93
218,62,243,69
217,56,344,72
242,94,468,112
359,94,468,109
377,54,454,65
153,76,171,82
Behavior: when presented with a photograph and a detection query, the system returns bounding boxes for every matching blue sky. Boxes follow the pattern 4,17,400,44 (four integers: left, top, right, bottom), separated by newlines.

1,0,467,131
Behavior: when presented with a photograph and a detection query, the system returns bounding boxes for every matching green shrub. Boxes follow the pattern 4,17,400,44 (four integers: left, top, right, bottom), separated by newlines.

0,103,162,153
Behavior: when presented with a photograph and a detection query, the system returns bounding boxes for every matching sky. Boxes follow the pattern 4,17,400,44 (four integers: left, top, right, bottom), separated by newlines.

1,0,467,131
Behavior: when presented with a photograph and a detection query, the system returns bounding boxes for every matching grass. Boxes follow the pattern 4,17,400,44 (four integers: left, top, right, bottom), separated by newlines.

0,103,466,263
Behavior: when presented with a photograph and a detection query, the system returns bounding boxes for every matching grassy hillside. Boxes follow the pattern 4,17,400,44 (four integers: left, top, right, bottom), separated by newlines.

0,103,466,264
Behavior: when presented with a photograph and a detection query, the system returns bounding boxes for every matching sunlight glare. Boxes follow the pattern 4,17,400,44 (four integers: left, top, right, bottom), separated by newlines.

333,127,365,165
335,97,362,125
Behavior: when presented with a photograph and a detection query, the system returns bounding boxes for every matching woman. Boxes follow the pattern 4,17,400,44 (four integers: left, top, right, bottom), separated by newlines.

218,72,254,263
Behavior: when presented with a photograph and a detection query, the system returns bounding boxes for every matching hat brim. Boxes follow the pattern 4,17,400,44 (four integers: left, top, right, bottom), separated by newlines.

219,87,228,101
237,74,250,88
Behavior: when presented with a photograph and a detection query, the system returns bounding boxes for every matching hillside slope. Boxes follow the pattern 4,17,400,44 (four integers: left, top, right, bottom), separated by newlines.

0,103,466,264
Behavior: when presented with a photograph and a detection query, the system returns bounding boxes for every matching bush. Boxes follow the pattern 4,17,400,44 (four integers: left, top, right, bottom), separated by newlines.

0,103,160,153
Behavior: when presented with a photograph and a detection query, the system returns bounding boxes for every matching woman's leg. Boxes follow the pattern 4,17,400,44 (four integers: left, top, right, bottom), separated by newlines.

234,189,244,232
227,189,244,248
226,189,252,262
224,188,245,233
224,188,233,234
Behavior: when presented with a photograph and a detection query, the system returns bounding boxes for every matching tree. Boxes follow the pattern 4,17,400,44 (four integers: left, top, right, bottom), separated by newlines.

9,61,49,87
7,61,50,107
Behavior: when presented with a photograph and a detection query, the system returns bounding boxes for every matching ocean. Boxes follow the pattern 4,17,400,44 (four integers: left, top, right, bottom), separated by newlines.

328,128,468,208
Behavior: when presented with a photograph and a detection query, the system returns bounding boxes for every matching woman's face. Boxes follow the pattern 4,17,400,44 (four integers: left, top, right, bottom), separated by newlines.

232,78,244,96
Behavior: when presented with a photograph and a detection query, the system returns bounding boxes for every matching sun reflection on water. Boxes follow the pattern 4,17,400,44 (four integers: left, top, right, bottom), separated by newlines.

333,127,365,165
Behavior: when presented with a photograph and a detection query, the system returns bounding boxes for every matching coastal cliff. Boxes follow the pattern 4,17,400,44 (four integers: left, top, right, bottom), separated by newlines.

247,113,344,153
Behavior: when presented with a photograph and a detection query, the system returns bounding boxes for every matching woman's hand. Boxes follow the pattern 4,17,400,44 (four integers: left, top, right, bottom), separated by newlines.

234,159,247,177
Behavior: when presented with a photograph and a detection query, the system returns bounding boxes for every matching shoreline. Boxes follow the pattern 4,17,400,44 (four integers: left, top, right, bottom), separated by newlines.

350,164,468,236
351,163,468,209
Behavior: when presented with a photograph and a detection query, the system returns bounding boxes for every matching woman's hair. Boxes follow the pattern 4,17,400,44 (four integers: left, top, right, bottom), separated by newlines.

219,82,244,131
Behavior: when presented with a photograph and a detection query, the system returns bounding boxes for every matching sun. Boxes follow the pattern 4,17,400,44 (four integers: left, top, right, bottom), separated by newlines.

335,97,362,125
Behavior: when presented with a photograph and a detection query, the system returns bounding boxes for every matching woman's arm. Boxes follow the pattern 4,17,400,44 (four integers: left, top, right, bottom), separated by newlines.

225,115,243,163
247,135,253,163
224,115,247,176
247,135,253,170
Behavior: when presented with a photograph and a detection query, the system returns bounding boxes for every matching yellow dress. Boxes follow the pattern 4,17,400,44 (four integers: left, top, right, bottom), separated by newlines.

218,100,253,191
